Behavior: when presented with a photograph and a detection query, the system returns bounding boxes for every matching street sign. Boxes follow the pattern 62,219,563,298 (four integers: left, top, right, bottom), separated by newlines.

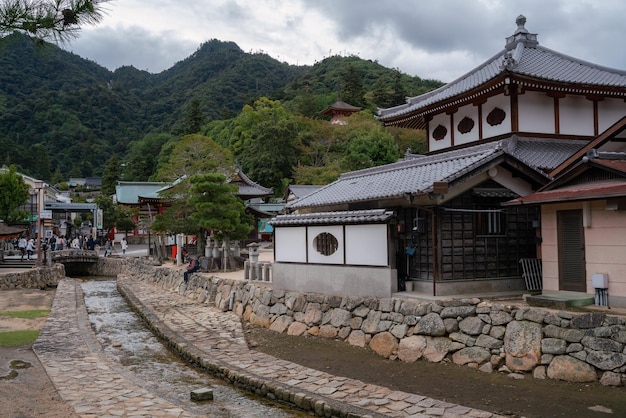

40,210,53,219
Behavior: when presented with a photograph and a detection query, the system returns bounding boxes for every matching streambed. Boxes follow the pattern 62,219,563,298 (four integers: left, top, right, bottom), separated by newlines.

82,279,296,417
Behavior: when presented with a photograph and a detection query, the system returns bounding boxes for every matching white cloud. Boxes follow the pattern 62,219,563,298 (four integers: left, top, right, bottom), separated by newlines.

61,0,626,82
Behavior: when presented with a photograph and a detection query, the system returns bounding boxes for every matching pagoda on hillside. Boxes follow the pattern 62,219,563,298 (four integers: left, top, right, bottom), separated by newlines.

319,99,361,124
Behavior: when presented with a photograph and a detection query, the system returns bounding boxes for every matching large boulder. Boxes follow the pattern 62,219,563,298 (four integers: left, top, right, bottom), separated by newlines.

397,335,427,363
547,355,597,382
369,331,398,359
504,321,542,371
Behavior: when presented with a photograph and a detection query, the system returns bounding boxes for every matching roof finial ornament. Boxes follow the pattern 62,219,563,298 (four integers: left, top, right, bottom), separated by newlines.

515,15,527,33
505,14,537,49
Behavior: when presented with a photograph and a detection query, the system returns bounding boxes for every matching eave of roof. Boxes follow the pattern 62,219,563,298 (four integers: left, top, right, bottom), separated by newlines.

504,180,626,206
269,209,394,226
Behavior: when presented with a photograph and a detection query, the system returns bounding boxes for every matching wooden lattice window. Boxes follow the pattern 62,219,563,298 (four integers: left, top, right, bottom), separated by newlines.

313,232,338,256
476,208,506,236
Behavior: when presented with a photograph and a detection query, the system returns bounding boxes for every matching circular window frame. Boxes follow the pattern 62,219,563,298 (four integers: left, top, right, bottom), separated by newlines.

313,232,339,256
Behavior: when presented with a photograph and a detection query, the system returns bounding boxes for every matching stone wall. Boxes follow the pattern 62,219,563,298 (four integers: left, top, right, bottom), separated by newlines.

0,264,66,289
121,260,626,386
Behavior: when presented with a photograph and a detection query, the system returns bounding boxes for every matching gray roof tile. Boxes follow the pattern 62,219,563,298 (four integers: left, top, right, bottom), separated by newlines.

269,209,394,226
286,136,585,210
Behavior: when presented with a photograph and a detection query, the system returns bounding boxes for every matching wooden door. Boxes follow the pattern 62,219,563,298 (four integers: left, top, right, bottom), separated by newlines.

557,210,586,292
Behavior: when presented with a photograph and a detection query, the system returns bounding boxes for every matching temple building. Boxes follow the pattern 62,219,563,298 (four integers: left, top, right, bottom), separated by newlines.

270,16,626,304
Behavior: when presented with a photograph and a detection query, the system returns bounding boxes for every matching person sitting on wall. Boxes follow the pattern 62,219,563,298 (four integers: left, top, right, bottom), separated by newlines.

183,256,199,283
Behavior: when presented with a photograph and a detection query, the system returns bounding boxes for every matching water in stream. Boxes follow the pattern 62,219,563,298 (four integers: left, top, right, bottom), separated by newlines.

81,279,297,417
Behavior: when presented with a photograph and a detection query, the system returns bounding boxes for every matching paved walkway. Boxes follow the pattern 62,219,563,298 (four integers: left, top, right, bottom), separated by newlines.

33,275,503,418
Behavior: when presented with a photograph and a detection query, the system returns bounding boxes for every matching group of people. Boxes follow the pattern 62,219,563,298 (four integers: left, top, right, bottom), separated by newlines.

103,237,128,257
16,236,35,261
48,234,97,251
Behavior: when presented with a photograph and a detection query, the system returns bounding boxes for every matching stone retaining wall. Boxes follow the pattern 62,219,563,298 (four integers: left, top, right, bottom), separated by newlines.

0,264,66,289
117,259,626,386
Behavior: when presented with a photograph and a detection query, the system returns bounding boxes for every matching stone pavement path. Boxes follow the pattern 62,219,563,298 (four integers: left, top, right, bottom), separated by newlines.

33,279,196,417
33,277,504,417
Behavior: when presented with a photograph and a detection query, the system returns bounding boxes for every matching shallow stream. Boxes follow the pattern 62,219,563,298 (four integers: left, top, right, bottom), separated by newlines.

81,279,296,417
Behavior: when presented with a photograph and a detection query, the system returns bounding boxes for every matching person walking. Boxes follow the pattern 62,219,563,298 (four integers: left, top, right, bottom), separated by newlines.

18,236,27,261
104,238,112,257
121,238,128,255
26,238,35,260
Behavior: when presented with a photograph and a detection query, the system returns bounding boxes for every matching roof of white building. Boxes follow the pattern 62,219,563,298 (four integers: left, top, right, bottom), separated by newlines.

378,15,626,125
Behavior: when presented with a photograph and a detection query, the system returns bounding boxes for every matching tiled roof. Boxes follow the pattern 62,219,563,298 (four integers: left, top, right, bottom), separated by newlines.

320,99,361,114
378,16,626,124
269,209,394,226
232,167,273,198
286,136,583,210
116,182,168,205
506,137,588,172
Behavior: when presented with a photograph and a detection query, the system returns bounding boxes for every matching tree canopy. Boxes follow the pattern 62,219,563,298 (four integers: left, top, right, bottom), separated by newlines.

189,173,251,241
0,0,111,42
0,166,30,224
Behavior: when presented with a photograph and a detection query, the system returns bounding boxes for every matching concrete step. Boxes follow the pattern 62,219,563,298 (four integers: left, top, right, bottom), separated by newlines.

525,293,595,309
0,259,36,268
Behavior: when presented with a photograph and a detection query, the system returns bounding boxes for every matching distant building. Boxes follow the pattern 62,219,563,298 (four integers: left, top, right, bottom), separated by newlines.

319,99,361,124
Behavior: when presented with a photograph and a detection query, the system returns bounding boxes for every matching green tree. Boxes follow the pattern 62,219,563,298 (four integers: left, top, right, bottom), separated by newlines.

0,0,111,42
0,166,30,223
101,153,119,196
338,111,400,171
182,98,204,135
123,133,174,181
231,98,297,195
116,213,136,237
153,134,234,183
189,172,252,269
341,64,365,108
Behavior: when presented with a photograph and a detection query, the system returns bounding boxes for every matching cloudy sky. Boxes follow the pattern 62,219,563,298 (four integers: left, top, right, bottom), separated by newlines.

66,0,626,83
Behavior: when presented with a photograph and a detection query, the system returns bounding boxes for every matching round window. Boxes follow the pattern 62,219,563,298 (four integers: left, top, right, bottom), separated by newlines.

313,232,338,256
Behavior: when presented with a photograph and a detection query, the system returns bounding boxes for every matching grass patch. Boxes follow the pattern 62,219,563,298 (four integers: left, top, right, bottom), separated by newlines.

0,310,50,319
0,330,40,347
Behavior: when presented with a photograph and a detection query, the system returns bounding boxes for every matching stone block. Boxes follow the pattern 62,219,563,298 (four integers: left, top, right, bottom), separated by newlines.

191,387,214,401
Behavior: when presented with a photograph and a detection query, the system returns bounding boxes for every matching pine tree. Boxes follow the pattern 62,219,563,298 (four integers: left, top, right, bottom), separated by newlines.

189,173,252,270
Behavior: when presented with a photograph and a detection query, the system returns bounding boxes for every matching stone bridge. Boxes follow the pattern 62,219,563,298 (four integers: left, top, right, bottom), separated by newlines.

50,249,99,276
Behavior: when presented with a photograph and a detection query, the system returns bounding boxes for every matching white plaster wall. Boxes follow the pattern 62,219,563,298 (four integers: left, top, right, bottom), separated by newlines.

274,227,307,262
272,262,398,298
428,112,451,152
560,95,594,136
345,224,388,266
598,98,626,132
482,95,511,138
541,201,626,304
518,91,554,134
453,103,479,146
308,225,344,264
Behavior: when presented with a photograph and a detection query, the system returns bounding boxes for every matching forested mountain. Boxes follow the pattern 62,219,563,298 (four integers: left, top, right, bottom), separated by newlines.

0,32,442,183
